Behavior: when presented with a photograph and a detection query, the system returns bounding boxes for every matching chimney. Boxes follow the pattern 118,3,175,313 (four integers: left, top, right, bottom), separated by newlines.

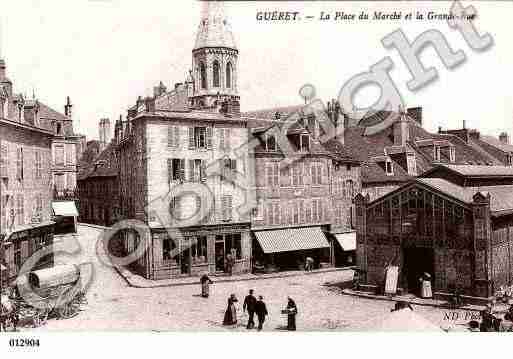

136,96,144,110
499,132,509,144
462,120,466,129
393,108,409,146
99,118,111,151
438,126,442,134
64,96,72,118
153,81,167,98
0,58,6,81
144,96,155,113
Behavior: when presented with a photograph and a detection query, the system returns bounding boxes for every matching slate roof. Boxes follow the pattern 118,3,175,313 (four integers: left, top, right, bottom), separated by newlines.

78,143,118,180
37,102,68,121
154,85,189,112
430,164,513,177
478,135,513,153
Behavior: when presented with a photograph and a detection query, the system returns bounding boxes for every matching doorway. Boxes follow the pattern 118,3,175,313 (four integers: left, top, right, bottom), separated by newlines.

215,240,225,272
403,247,434,295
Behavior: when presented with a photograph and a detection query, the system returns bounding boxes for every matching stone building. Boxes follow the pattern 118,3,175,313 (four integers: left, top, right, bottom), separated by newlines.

355,164,513,300
243,112,360,270
77,141,119,227
0,57,54,283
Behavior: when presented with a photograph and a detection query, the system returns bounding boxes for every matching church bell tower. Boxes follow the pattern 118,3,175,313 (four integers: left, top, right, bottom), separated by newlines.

190,1,239,111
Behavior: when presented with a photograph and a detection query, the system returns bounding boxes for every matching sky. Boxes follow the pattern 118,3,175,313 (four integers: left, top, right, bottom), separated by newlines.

0,0,511,141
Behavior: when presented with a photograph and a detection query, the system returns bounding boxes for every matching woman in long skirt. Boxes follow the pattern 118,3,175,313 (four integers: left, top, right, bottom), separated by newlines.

419,272,433,298
286,297,298,331
223,294,238,326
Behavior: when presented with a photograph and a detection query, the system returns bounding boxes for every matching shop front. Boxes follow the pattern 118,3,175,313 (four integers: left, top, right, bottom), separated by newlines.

252,226,333,272
147,222,252,280
333,231,356,267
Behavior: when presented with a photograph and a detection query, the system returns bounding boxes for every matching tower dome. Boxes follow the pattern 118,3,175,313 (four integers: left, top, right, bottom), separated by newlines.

190,1,239,111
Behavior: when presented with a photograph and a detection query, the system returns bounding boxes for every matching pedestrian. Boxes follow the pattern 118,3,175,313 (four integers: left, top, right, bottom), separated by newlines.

225,253,234,276
223,293,238,326
499,313,513,332
255,295,268,331
285,297,298,331
304,257,314,272
243,289,257,329
200,273,213,298
419,272,433,298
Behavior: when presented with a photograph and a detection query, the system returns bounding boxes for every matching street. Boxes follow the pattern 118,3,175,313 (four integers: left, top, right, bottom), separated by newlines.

34,225,472,331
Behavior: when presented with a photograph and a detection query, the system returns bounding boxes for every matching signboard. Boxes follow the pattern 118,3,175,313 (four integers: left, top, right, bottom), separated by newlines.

385,265,399,295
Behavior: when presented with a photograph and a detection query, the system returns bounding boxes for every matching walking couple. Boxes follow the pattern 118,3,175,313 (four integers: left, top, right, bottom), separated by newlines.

242,289,268,331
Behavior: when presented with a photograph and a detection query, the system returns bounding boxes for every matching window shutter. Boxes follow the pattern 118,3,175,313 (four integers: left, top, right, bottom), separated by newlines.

281,164,290,187
206,127,213,150
167,159,173,182
200,160,206,182
219,128,225,151
230,159,237,171
188,127,195,149
174,126,180,148
179,159,185,181
225,128,231,151
188,160,195,182
168,126,174,147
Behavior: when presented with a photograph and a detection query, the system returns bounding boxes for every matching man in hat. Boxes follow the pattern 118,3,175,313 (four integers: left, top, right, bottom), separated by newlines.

243,289,257,329
255,295,268,331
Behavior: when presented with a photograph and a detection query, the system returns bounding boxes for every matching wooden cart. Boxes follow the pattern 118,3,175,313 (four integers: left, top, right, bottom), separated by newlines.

14,264,87,323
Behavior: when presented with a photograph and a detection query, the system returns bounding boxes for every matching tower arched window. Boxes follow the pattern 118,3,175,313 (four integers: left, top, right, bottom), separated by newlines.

213,61,220,88
226,62,232,88
200,63,207,90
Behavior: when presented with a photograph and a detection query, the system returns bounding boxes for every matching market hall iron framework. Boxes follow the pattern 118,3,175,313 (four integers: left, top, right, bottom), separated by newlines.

355,164,513,300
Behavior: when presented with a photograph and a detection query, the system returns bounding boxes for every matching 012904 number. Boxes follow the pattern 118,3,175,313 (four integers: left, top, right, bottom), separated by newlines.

9,338,40,347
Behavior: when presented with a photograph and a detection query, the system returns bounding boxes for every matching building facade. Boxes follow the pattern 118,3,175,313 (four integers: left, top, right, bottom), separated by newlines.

356,164,513,300
0,57,55,283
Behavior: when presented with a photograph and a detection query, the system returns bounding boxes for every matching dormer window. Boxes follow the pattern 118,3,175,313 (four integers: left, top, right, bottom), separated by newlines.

300,134,310,152
449,147,456,163
385,159,394,176
265,134,277,152
434,146,441,162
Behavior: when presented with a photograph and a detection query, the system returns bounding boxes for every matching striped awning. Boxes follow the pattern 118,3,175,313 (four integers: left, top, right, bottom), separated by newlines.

334,232,356,251
253,227,330,254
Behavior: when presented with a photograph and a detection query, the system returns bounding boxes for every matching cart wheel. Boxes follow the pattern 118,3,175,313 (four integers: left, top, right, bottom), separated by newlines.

58,303,78,319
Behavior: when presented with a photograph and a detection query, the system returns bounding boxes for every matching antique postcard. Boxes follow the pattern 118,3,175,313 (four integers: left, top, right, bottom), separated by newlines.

0,0,513,355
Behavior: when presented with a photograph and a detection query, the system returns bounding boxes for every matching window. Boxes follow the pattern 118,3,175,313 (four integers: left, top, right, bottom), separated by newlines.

268,202,280,225
200,62,207,89
266,163,279,187
66,144,75,165
188,159,206,182
311,199,322,223
311,163,322,185
300,134,310,152
434,146,441,162
16,147,23,180
55,145,64,166
226,62,232,88
254,199,264,221
16,194,24,226
449,147,456,163
385,160,393,175
221,195,233,221
346,180,354,199
66,172,75,190
508,153,513,166
169,196,181,221
55,174,65,192
35,151,42,179
291,163,303,186
168,158,185,182
14,240,21,270
219,128,231,151
222,158,237,183
191,236,208,263
224,233,242,260
293,200,304,225
189,126,212,150
0,144,7,178
162,237,177,262
213,61,220,88
168,126,180,148
265,134,277,152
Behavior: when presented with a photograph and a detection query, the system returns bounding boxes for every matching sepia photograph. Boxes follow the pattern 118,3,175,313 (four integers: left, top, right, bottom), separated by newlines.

1,0,513,353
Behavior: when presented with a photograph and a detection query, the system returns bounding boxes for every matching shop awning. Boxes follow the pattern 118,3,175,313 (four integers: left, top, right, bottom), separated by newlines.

253,227,330,254
52,201,78,217
334,232,356,251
